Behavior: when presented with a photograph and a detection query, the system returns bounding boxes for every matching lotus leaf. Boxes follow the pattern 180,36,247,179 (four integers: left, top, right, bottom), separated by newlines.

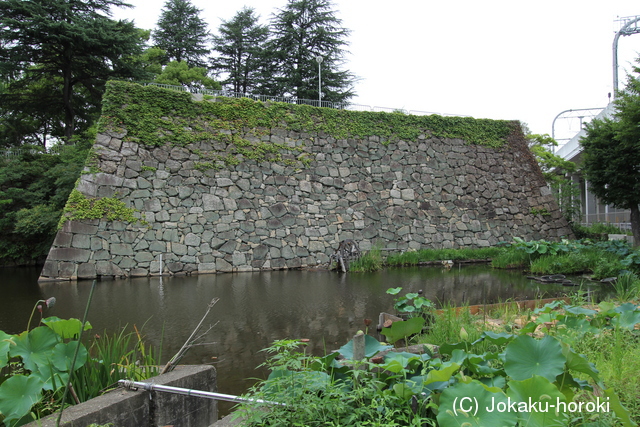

338,334,391,359
504,335,565,382
381,317,425,344
604,387,635,427
0,374,44,426
560,342,601,386
437,380,517,427
42,316,92,340
506,375,568,427
611,308,640,330
51,341,88,372
424,361,460,386
9,326,60,372
0,331,15,369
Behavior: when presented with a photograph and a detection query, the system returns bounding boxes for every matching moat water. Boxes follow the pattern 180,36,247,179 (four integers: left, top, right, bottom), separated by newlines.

1,264,607,414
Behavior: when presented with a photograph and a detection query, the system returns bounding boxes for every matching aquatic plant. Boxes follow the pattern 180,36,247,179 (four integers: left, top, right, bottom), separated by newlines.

238,300,637,427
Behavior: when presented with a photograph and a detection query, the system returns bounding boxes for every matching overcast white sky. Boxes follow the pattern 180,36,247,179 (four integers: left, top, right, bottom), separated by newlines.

113,0,640,142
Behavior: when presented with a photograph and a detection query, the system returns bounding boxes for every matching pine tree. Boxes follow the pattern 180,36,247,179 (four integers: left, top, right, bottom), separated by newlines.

153,0,211,68
211,7,269,94
262,0,356,103
0,0,147,143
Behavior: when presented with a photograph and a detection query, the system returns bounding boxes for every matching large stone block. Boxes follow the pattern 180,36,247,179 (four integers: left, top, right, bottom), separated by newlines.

49,248,91,262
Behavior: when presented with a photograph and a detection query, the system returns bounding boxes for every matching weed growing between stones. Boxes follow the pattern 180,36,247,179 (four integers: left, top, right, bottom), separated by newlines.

58,189,146,229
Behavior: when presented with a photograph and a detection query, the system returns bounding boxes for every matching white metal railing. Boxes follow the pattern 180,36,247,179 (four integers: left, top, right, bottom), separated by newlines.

139,82,468,117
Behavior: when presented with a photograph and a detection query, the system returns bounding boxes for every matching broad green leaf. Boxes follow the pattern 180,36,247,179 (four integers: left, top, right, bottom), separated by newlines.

437,380,517,427
439,341,468,355
564,305,597,317
478,331,514,346
557,316,599,337
42,316,92,340
560,343,601,386
424,362,460,385
381,317,425,344
337,334,391,359
31,363,69,391
0,374,44,425
382,352,423,374
386,287,402,295
613,302,639,314
604,387,635,427
51,341,88,372
0,331,16,369
478,376,506,389
534,300,564,314
507,376,568,427
518,321,539,334
393,382,414,400
598,301,616,315
611,309,640,330
9,326,60,372
504,335,565,381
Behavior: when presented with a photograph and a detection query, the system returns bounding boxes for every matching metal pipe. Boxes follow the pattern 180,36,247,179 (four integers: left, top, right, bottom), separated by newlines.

118,380,285,406
613,16,640,96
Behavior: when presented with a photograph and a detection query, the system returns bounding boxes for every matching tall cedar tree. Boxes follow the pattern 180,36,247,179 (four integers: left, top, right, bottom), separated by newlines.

0,0,147,143
581,66,640,246
211,7,269,94
262,0,355,103
153,0,211,68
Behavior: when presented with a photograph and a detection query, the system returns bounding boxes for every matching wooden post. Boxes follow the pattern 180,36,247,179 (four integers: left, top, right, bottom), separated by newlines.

353,331,365,362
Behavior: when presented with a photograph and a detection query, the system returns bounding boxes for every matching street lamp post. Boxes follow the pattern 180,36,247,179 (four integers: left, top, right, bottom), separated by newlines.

315,55,323,106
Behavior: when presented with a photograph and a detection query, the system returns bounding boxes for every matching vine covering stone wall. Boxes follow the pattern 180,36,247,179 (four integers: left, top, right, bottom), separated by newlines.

39,82,573,281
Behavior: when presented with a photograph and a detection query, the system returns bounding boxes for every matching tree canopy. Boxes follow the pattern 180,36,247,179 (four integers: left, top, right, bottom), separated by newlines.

259,0,356,102
0,0,148,143
211,7,269,94
581,66,640,245
153,0,211,68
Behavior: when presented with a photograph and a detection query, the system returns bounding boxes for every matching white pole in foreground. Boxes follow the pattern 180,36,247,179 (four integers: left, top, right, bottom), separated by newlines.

316,55,323,106
118,380,285,406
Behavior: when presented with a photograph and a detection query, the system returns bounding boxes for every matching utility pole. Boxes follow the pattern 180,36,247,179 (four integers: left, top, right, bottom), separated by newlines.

613,15,640,96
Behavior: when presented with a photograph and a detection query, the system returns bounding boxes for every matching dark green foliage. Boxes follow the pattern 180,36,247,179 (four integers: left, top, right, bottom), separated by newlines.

259,0,356,102
153,0,210,67
0,0,149,141
581,64,640,246
0,142,89,264
211,7,269,93
154,60,221,91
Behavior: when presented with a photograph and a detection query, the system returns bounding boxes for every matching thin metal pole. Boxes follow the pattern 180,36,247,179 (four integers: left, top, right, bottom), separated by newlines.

318,61,322,106
118,380,285,406
613,16,640,96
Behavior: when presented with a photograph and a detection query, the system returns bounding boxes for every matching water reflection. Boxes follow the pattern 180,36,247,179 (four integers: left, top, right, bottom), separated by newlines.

2,265,606,413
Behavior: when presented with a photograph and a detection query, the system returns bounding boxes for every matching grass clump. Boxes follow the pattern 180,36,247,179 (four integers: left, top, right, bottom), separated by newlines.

347,247,383,272
386,247,500,267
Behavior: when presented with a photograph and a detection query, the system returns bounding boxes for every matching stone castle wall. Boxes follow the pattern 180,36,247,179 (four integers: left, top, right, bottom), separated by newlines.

39,112,573,281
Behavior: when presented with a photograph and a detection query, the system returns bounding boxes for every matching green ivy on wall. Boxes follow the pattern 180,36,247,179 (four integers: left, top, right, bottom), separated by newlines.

58,189,145,228
98,82,515,166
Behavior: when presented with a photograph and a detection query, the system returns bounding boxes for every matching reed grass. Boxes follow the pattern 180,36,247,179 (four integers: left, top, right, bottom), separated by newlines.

347,246,383,272
386,247,500,267
573,326,640,421
609,272,640,301
71,325,160,401
418,304,483,348
489,248,529,269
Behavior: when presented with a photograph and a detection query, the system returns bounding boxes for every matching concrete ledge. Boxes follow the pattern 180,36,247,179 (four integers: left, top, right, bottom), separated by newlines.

26,365,217,427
